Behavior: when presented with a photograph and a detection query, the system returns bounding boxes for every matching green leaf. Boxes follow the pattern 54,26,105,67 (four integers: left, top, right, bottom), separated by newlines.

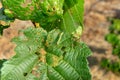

38,29,92,80
113,19,120,31
53,42,91,80
1,27,91,80
1,27,47,80
1,0,64,28
1,54,38,80
42,0,84,34
0,0,92,79
105,33,119,46
60,0,84,34
40,41,92,80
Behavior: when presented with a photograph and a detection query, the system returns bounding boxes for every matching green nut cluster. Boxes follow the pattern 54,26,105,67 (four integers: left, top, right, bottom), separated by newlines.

40,0,64,17
2,0,64,24
2,0,38,20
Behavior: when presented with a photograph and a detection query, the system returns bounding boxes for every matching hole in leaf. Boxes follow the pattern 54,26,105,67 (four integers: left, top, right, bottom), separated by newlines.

23,73,28,76
53,7,55,10
61,46,66,51
47,9,51,12
35,52,40,55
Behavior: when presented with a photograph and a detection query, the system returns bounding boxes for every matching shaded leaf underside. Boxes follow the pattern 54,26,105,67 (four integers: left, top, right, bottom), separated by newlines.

60,0,84,34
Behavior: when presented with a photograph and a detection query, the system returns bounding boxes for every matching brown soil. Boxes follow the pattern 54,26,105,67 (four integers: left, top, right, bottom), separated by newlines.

0,19,34,59
82,0,120,80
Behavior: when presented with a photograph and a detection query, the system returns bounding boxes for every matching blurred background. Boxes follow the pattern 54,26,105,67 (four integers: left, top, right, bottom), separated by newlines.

0,0,120,80
82,0,120,80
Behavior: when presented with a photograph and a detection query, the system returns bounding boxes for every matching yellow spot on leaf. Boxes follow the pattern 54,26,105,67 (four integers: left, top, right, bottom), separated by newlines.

39,48,46,63
52,55,63,67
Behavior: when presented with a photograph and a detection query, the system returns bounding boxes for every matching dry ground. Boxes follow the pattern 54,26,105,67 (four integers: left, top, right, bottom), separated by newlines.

82,0,120,80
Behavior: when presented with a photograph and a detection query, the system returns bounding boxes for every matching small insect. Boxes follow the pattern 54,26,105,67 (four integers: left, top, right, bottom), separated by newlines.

57,32,64,45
